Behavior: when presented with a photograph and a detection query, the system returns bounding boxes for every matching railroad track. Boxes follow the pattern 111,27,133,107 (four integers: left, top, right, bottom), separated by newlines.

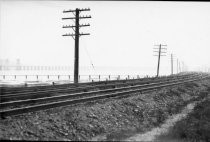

0,72,194,95
0,73,195,96
0,73,208,118
0,74,200,108
0,73,196,102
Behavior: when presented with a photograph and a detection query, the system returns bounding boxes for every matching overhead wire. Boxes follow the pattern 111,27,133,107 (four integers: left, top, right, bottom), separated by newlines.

82,39,96,74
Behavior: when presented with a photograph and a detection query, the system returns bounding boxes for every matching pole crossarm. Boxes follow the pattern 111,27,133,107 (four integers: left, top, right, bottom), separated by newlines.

79,16,91,19
153,55,166,56
63,8,90,13
153,48,167,50
63,24,90,28
153,51,167,53
62,33,90,36
153,53,167,55
79,33,90,36
62,17,76,20
62,16,91,20
154,44,167,46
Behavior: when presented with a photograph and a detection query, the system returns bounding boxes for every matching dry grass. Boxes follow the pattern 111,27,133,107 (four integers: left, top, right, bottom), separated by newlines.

157,96,210,142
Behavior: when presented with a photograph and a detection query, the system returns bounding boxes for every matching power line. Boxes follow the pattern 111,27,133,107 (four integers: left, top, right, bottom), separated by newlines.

82,40,96,73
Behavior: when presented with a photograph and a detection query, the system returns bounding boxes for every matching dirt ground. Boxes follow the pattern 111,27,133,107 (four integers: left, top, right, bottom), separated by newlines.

156,95,210,142
124,102,197,141
0,77,210,141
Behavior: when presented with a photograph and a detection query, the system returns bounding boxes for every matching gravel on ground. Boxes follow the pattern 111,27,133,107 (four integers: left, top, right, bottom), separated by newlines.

0,77,210,141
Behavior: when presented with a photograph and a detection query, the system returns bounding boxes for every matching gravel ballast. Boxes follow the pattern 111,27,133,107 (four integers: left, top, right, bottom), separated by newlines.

0,77,210,141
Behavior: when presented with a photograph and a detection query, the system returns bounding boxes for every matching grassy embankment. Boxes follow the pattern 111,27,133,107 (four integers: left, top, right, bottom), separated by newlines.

157,93,210,142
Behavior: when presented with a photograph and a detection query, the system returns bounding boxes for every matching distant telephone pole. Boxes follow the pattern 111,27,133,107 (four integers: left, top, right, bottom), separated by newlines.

182,61,185,72
62,8,91,83
171,53,174,75
153,44,167,77
177,58,179,74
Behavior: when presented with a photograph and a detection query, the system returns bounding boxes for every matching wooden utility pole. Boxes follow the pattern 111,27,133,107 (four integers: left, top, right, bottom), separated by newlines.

182,61,185,72
171,54,173,75
177,58,179,74
153,44,167,77
62,8,91,83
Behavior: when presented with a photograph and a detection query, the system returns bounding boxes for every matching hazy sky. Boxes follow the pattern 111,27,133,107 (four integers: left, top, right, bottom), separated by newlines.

0,1,210,75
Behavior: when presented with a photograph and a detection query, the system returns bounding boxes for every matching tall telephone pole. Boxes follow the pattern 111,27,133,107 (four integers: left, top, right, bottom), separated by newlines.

62,8,91,83
153,44,167,77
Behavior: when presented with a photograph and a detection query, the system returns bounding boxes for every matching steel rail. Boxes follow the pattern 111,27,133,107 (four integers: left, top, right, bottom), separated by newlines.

0,73,195,96
0,79,133,95
0,74,199,102
0,77,192,108
0,73,194,94
0,77,155,96
0,75,160,94
0,74,200,105
0,74,208,118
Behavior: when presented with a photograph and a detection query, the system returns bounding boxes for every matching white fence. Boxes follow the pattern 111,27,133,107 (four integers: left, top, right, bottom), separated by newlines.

0,74,152,83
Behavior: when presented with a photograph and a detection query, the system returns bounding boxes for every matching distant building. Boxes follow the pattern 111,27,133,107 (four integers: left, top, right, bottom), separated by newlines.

16,59,21,70
0,58,21,71
5,59,9,70
0,59,2,70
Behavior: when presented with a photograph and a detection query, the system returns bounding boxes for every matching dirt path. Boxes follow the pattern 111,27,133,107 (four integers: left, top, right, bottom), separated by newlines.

124,102,196,141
